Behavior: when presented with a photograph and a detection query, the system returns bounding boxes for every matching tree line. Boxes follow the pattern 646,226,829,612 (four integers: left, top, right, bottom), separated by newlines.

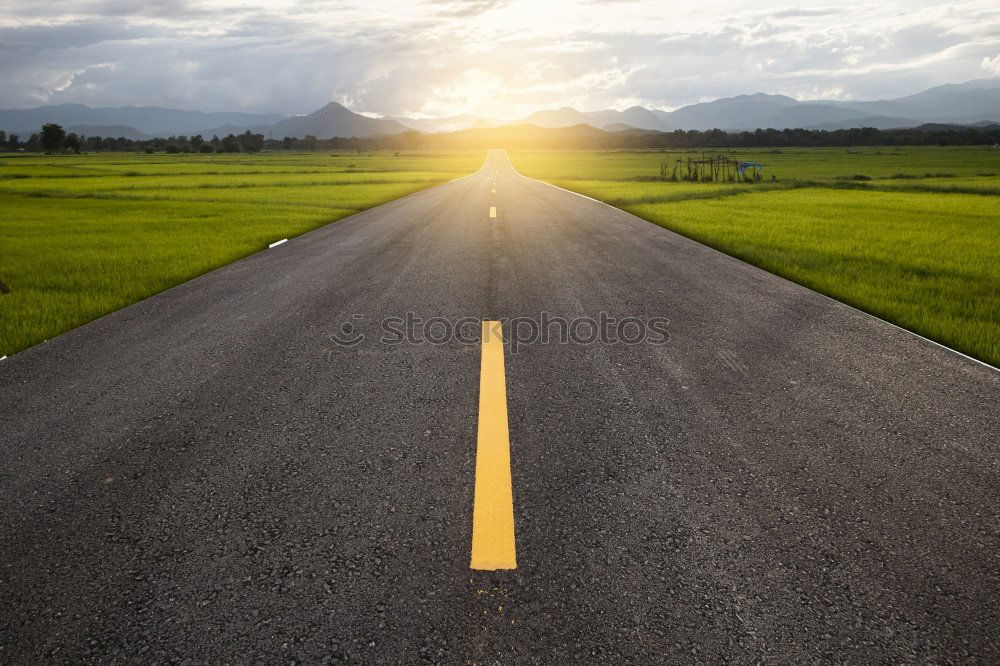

377,124,1000,150
0,124,266,154
2,122,999,154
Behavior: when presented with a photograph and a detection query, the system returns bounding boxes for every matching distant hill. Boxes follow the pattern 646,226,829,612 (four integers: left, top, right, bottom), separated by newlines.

672,80,998,131
64,125,150,140
503,86,999,133
602,123,636,132
0,103,285,137
515,106,673,131
386,113,495,133
268,102,409,139
820,79,1000,120
910,120,1000,132
517,107,593,128
804,116,918,131
752,103,883,129
600,106,675,131
447,123,610,148
650,80,999,130
665,93,797,129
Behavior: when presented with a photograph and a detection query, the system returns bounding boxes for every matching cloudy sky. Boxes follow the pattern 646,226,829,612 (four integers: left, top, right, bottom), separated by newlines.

2,0,999,118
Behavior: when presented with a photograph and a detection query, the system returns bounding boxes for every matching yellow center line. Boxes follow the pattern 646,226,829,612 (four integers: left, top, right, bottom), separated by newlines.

471,320,517,570
489,206,497,218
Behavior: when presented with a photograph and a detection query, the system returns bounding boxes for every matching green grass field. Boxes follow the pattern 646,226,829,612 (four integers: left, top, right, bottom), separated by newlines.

0,151,483,356
511,147,1000,366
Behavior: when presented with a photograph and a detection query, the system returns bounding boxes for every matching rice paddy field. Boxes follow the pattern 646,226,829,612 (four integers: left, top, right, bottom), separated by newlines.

510,147,1000,366
0,151,483,356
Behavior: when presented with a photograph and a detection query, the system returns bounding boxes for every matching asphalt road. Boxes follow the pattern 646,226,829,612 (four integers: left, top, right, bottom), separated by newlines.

1,149,998,663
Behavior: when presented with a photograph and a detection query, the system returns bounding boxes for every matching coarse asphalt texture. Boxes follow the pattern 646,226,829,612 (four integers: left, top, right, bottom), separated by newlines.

1,150,998,663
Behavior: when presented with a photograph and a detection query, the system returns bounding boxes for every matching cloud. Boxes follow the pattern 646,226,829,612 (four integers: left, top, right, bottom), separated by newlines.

766,8,845,19
430,0,510,17
0,0,998,116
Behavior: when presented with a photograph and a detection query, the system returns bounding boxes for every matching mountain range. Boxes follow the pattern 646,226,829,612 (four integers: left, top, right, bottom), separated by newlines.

0,103,284,138
2,79,998,139
496,79,1000,133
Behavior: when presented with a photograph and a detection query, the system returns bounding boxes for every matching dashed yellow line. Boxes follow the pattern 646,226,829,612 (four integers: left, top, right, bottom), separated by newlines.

471,320,516,570
489,206,497,218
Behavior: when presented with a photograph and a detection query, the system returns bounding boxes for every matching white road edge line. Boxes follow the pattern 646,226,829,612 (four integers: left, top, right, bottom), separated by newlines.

502,151,999,374
449,151,495,182
268,239,288,248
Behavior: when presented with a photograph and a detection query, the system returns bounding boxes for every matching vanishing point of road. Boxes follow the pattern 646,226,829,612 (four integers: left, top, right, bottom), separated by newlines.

1,150,997,662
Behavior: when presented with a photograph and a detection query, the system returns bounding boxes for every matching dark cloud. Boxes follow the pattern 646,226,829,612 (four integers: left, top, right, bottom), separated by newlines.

0,22,161,51
2,0,226,20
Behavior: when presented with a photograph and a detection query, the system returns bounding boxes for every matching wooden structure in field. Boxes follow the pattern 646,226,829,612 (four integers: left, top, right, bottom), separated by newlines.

660,153,764,183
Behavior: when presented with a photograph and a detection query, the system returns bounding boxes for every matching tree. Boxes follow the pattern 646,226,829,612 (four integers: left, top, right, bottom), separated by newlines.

40,123,66,153
62,133,82,154
219,134,241,153
0,130,6,149
238,130,264,153
190,134,204,150
198,143,214,153
7,134,19,149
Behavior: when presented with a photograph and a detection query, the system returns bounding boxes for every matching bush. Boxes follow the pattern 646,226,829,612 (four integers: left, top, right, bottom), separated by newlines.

144,146,155,154
199,144,215,153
